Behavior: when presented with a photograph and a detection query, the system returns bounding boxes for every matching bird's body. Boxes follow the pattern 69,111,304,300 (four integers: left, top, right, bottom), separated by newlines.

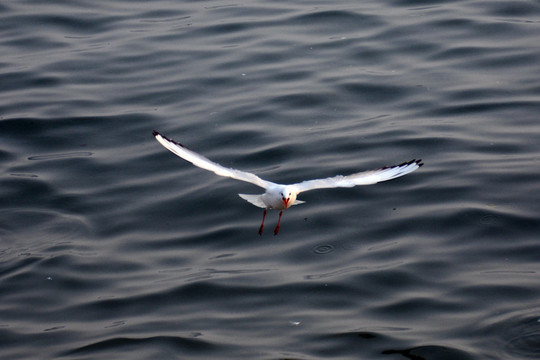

240,185,301,210
153,131,423,235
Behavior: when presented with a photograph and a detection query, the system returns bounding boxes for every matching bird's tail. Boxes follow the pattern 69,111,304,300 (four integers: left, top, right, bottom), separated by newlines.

238,194,266,208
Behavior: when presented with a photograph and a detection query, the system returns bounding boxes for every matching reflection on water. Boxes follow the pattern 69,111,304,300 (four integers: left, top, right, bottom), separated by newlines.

1,0,540,359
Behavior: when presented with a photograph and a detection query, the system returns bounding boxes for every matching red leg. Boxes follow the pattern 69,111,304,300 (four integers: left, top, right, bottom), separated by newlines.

274,210,283,235
258,209,267,235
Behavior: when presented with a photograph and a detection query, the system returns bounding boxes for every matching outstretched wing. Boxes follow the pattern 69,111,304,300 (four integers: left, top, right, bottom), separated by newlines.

153,131,276,189
293,159,423,193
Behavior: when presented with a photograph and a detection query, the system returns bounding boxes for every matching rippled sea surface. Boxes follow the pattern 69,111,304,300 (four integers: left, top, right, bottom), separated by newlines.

2,1,540,359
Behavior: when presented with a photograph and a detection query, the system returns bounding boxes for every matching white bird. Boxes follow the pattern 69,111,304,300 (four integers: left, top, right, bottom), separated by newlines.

153,131,423,235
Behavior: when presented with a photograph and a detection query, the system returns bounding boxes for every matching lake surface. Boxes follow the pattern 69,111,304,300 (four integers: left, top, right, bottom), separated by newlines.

1,1,540,359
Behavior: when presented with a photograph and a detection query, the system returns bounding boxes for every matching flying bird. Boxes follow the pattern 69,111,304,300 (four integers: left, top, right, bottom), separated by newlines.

153,131,423,235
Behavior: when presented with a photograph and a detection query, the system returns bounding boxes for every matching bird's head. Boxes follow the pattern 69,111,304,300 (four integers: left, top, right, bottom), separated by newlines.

280,188,297,209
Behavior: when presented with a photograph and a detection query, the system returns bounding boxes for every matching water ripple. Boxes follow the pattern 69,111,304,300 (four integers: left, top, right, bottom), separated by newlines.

312,244,335,255
1,0,540,359
28,151,93,161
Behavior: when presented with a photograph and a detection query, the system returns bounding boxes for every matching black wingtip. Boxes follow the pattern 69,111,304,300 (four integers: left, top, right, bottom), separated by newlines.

152,130,187,149
380,158,424,170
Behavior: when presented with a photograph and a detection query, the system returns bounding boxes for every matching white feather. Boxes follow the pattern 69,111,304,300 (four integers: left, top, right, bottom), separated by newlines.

153,131,423,212
293,159,423,193
154,131,275,189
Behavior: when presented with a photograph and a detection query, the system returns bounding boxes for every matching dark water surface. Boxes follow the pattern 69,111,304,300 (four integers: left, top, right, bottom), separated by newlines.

2,1,540,359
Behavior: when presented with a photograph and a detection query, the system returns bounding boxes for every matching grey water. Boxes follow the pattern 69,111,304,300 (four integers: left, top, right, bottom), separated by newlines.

1,1,540,359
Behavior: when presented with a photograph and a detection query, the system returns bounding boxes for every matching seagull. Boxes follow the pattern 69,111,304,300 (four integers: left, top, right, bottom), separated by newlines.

153,131,423,235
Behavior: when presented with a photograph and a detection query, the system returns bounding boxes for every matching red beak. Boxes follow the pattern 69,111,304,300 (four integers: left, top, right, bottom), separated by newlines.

282,198,289,208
